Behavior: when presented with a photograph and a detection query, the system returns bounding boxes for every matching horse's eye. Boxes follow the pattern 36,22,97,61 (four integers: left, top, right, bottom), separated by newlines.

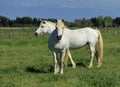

43,21,46,24
41,26,44,28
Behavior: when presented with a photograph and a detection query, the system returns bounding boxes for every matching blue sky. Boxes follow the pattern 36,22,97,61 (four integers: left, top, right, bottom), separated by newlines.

0,0,120,21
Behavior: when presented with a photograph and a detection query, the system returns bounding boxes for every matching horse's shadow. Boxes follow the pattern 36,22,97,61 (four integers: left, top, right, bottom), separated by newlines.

67,62,87,68
76,62,87,67
26,66,53,74
26,62,87,74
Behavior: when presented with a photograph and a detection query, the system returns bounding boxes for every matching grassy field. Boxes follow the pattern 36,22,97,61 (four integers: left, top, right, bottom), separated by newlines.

0,28,120,87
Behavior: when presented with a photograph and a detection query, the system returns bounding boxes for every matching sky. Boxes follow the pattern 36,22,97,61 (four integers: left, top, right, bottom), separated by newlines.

0,0,120,21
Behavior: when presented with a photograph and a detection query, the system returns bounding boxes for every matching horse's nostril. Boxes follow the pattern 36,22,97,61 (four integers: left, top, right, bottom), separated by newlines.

57,35,62,40
34,33,38,36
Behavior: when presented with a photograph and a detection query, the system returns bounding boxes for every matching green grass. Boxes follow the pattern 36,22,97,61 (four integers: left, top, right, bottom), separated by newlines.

0,28,120,87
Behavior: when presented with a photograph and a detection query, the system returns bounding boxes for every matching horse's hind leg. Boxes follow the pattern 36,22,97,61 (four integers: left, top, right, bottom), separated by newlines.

67,49,76,68
95,49,98,59
63,50,69,67
95,49,102,68
88,45,95,68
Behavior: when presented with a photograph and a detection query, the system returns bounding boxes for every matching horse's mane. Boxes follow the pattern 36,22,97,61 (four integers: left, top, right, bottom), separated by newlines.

40,20,56,26
46,21,56,25
57,20,67,28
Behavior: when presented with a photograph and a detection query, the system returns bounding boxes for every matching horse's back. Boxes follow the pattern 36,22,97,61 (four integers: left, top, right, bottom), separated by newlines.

68,27,99,48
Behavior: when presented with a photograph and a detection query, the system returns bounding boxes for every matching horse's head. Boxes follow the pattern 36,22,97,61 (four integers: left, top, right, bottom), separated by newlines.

35,20,50,36
56,19,65,40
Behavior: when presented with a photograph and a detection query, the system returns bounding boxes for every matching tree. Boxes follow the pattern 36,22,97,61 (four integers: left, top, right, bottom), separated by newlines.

74,19,81,27
47,19,57,23
22,17,32,24
104,16,113,28
0,16,10,27
97,16,104,27
32,17,38,26
80,18,87,27
90,17,98,27
1,15,120,28
113,17,120,27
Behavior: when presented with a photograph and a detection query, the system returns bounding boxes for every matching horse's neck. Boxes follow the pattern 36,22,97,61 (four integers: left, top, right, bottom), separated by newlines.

47,23,56,34
63,28,73,37
64,28,72,34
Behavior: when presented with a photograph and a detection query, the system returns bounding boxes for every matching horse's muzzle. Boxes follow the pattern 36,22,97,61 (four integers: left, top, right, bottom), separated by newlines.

57,35,62,40
34,32,38,36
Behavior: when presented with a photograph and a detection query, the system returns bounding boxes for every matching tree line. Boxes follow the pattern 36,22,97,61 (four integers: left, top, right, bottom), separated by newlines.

0,15,120,28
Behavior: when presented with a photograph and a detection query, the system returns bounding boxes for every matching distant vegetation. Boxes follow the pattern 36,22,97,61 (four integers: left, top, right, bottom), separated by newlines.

0,15,120,28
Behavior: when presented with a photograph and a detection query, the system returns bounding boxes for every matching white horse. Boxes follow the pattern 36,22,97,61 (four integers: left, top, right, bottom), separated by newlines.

35,20,55,36
34,20,76,68
48,20,103,74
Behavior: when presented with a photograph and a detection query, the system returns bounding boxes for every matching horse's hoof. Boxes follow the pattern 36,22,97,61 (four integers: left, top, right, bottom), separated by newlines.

97,65,101,68
88,65,93,68
97,63,102,68
72,64,76,68
54,72,58,74
60,72,64,74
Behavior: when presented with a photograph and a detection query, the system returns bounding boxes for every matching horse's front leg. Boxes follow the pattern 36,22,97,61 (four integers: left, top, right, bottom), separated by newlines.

52,52,59,74
60,50,66,74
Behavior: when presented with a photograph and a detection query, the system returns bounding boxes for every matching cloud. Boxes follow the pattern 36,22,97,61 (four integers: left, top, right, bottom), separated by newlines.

60,5,80,8
0,0,39,7
20,2,36,7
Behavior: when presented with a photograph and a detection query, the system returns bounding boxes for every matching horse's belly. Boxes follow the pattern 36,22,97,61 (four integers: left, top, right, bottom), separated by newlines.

69,44,85,48
69,40,87,48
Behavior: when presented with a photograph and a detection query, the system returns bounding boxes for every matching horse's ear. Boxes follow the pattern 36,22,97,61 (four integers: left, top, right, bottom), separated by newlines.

55,19,57,23
62,19,64,22
43,21,46,24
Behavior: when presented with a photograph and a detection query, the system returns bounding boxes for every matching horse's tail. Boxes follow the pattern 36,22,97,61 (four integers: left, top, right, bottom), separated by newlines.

96,29,103,67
